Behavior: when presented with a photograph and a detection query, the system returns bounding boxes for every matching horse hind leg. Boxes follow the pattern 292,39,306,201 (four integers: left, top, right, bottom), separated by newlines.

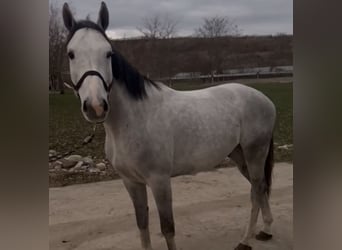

255,138,274,241
228,144,249,181
234,138,274,250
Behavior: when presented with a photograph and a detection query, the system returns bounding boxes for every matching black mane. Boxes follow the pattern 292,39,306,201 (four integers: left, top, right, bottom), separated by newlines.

66,20,158,100
111,49,158,99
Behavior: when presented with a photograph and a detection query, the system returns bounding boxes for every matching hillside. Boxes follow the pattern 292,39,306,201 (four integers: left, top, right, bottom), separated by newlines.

111,35,292,79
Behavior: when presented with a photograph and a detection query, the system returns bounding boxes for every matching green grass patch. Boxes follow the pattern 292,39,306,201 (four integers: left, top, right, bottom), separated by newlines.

49,80,292,162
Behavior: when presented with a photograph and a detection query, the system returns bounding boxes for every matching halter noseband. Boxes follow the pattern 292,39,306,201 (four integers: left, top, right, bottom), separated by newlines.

72,70,112,92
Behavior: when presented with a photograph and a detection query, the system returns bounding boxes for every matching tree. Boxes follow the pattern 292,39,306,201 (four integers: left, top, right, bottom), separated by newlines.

49,3,68,93
195,16,240,38
136,14,179,82
137,14,178,39
195,16,241,82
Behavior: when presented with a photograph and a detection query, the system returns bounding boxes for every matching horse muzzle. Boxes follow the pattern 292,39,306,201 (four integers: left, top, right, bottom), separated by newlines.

82,98,109,123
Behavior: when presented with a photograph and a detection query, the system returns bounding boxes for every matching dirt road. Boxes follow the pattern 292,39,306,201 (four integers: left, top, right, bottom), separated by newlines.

50,163,293,250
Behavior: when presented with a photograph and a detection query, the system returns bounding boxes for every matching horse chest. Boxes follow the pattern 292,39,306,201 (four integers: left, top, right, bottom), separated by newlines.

105,136,152,183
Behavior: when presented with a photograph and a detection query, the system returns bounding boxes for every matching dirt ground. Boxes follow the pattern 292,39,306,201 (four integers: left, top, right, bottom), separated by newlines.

49,163,293,250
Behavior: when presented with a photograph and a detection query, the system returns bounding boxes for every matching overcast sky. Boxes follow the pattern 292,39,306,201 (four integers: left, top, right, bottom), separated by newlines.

51,0,293,39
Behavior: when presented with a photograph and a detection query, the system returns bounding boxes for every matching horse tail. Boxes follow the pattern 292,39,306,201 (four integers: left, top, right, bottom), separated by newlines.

264,136,274,197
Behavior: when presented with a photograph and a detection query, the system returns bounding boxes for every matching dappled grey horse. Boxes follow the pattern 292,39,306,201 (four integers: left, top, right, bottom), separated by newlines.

62,2,276,250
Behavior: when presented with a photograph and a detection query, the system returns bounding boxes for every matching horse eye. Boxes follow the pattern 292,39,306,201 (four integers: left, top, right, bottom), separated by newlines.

106,51,113,58
68,51,75,60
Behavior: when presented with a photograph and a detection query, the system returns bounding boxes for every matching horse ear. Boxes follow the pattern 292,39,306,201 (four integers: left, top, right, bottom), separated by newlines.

62,3,75,31
97,2,109,30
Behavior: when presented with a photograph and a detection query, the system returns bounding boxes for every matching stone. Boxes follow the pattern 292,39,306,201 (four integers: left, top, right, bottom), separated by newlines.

73,161,84,170
59,159,77,169
51,161,62,168
83,157,94,165
49,150,57,156
89,168,100,173
96,163,106,171
54,165,62,171
64,155,83,162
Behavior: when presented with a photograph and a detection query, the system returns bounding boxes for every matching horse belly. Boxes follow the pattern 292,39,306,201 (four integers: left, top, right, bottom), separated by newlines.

172,154,226,177
172,131,239,176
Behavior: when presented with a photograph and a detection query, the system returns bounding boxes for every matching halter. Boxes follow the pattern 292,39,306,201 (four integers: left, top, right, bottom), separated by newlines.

72,70,112,93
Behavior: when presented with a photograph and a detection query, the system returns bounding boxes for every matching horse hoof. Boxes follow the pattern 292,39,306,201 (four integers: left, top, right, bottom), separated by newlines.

255,231,273,241
234,243,252,250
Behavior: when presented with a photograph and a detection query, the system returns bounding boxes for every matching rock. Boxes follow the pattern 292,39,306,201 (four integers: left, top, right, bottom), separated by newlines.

83,157,94,165
49,150,57,156
51,160,62,168
54,165,62,171
74,161,84,170
96,163,106,171
69,161,84,172
89,168,100,173
64,155,83,162
59,159,77,169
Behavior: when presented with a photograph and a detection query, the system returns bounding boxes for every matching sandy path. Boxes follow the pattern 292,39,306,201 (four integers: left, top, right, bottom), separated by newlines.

50,163,293,250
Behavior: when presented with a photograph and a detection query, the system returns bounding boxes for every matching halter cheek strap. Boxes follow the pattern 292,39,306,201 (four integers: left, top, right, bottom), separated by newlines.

73,70,112,92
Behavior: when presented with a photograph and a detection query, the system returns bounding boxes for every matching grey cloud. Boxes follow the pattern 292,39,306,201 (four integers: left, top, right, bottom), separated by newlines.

52,0,292,37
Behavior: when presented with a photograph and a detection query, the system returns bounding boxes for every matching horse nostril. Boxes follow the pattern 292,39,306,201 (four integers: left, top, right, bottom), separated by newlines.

83,100,88,112
103,100,108,112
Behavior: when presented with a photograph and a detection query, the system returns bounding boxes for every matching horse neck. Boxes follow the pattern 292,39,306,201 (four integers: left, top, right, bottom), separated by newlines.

104,82,151,131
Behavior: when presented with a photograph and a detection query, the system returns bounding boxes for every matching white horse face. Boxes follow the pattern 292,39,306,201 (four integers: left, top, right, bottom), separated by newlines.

63,2,112,123
67,29,113,123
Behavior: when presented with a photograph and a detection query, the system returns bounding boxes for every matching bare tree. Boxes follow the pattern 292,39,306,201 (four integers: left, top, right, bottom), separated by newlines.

136,14,179,81
195,16,241,38
160,14,179,39
195,16,241,82
137,14,178,39
49,3,68,93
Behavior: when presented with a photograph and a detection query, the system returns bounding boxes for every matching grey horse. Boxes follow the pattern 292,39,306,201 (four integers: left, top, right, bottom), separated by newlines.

62,2,276,250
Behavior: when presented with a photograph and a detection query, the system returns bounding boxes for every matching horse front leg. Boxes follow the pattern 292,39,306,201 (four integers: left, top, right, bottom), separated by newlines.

122,178,152,250
150,176,177,250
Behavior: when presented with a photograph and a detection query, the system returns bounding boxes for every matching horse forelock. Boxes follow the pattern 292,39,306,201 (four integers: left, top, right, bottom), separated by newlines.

66,20,110,45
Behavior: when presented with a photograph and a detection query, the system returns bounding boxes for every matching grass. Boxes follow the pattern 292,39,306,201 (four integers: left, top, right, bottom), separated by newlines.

49,91,107,160
49,78,292,162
